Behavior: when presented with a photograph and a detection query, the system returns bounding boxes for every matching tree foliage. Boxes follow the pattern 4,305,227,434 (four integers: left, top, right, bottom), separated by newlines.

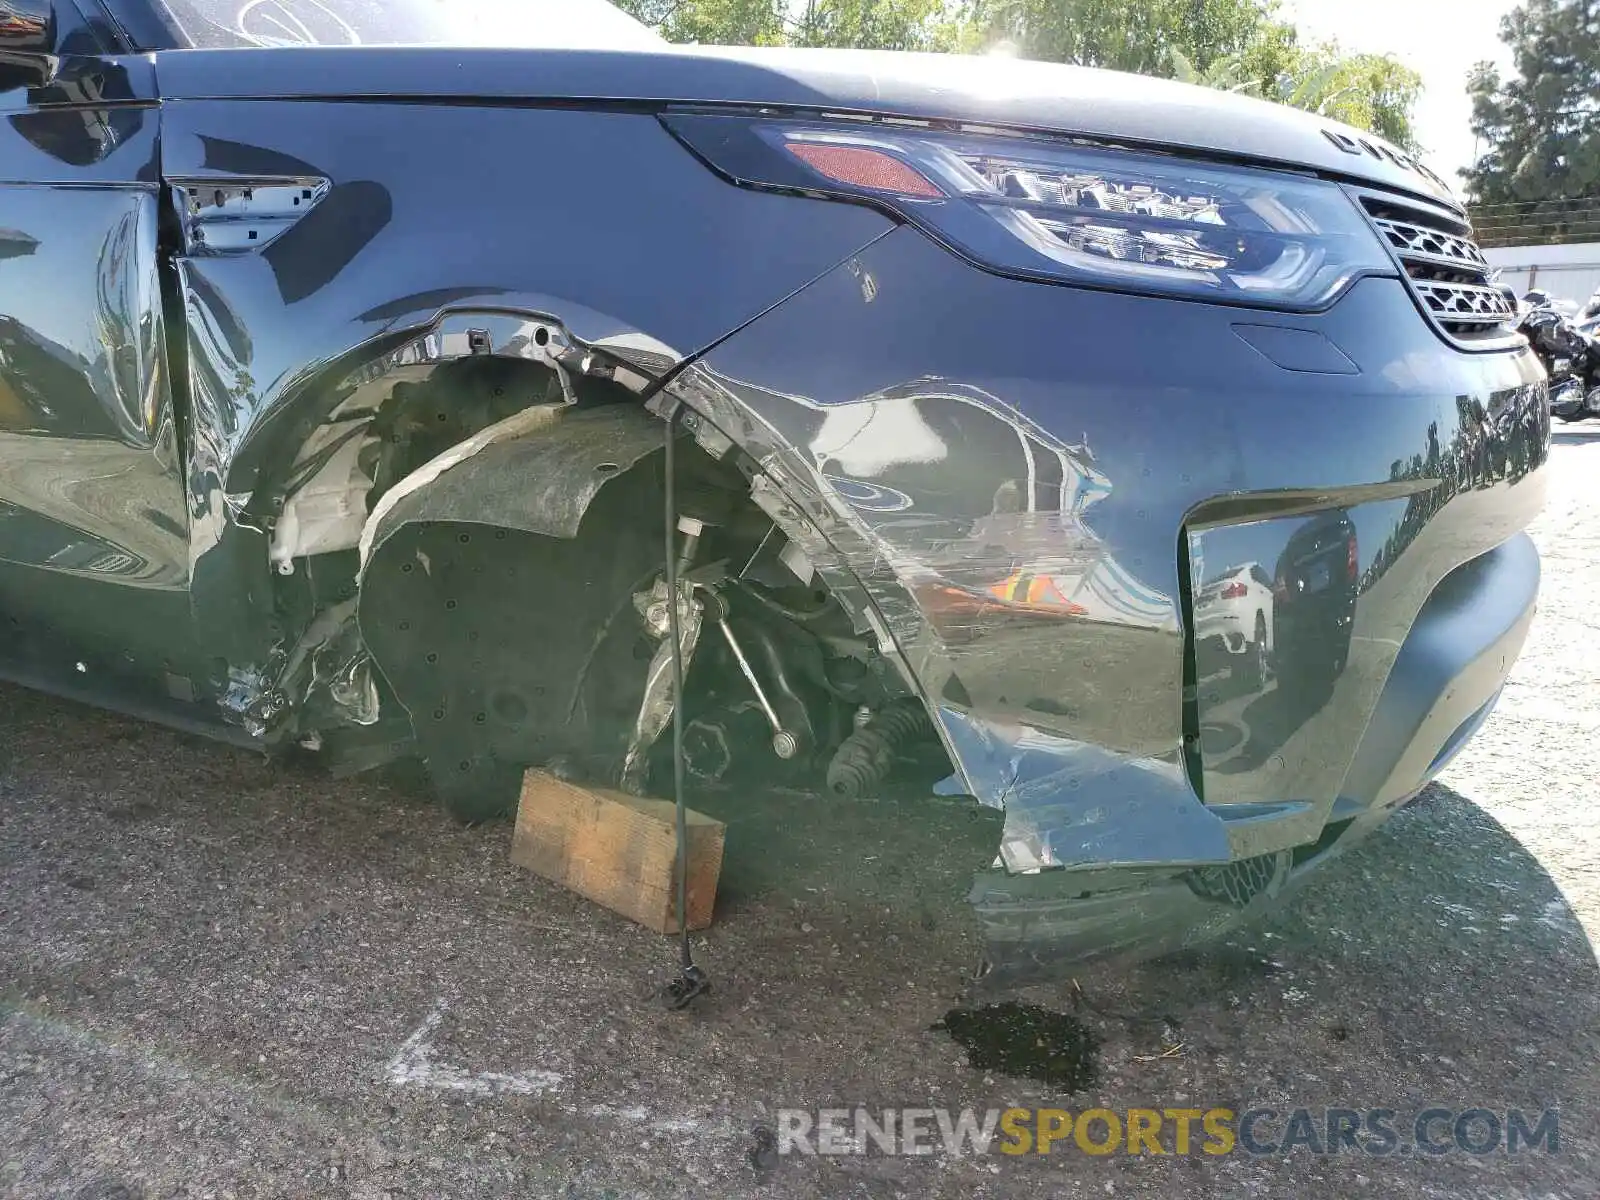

615,0,787,46
968,0,1292,81
1465,0,1600,203
615,0,1420,146
1305,51,1423,149
1170,42,1421,148
789,0,955,49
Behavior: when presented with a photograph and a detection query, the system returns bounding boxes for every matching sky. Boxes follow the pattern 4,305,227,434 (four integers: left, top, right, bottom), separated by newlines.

1283,0,1520,188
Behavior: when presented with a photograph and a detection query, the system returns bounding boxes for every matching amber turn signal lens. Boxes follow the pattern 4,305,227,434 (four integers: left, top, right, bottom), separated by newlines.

785,142,944,198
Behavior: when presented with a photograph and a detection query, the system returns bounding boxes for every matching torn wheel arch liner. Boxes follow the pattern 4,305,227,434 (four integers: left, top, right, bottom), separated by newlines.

193,305,674,733
355,403,679,788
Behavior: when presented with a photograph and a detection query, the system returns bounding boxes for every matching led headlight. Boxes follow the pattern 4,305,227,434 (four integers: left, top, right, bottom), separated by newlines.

665,113,1396,310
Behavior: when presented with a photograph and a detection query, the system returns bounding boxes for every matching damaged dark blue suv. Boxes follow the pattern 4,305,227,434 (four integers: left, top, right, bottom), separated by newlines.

0,0,1547,974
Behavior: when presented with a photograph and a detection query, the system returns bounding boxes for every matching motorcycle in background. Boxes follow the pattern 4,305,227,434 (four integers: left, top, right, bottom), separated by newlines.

1577,286,1600,339
1517,290,1600,423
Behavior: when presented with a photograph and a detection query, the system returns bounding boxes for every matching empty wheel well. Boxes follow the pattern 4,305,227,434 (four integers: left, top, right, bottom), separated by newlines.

241,314,650,746
256,350,945,802
354,402,904,791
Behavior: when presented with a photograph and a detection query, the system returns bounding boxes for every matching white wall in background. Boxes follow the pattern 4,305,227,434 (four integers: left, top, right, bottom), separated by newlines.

1484,242,1600,308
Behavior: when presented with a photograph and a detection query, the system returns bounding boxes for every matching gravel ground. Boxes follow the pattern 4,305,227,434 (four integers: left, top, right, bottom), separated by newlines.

2,430,1598,1199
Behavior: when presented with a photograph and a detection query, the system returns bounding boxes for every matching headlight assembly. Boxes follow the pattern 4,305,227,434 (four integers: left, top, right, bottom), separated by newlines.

665,112,1397,310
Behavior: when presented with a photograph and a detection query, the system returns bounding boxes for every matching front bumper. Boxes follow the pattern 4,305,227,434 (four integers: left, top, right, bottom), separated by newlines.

1194,609,1254,656
664,224,1549,972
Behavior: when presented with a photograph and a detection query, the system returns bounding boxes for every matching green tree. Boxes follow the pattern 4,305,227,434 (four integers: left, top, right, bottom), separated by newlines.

618,0,1421,146
1302,50,1422,149
789,0,952,49
613,0,786,45
1172,42,1420,150
968,0,1416,146
1464,0,1600,203
966,0,1292,81
617,0,953,48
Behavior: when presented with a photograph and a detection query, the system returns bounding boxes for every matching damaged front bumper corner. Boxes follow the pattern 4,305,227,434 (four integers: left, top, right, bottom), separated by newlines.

659,227,1547,976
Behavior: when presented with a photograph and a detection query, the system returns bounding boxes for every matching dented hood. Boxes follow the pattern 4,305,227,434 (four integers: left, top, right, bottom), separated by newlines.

155,44,1456,208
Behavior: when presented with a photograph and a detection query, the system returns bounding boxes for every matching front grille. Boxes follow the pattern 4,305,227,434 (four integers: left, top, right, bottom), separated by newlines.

1371,215,1487,271
1410,279,1518,326
1185,849,1291,908
1360,195,1516,343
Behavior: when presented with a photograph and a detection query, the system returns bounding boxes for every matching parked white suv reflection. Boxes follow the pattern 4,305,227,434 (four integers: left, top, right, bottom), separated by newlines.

1194,562,1275,690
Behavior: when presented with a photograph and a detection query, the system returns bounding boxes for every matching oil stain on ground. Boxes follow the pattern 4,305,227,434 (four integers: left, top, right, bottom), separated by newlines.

936,1001,1101,1092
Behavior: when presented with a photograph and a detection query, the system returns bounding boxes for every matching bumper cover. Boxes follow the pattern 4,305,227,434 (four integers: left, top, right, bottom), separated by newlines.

663,225,1548,971
971,531,1537,978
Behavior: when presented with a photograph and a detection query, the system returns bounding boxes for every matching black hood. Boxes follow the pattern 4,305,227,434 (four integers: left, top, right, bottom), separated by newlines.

154,43,1457,210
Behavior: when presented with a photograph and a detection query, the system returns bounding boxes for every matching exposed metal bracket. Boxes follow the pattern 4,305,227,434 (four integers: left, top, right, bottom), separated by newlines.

172,177,331,254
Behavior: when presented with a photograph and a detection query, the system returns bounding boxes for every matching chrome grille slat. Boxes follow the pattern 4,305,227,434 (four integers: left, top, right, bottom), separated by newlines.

1411,280,1517,324
1388,249,1488,277
1372,216,1487,270
1359,195,1516,344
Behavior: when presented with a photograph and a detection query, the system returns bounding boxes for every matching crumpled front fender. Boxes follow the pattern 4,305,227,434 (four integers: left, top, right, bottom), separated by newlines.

160,97,892,674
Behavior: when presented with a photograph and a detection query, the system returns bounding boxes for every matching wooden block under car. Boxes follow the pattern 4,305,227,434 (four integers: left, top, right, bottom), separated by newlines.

510,770,725,934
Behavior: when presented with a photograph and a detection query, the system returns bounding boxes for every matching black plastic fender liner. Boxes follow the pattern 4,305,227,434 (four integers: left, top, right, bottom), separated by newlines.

356,403,674,793
360,402,670,559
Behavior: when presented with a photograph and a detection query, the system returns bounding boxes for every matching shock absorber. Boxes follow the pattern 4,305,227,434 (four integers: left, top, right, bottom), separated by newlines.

824,699,935,800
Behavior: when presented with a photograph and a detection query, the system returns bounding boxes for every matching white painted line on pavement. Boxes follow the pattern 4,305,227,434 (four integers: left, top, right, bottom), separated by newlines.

386,1000,565,1097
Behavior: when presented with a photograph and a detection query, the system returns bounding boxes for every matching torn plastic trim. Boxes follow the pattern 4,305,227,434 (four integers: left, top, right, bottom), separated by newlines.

355,402,670,582
216,596,380,741
356,402,569,573
350,403,672,773
267,310,647,573
246,403,671,744
354,403,675,788
279,596,381,731
252,308,663,741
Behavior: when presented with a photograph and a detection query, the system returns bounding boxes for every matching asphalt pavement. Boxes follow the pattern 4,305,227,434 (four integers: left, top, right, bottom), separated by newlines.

1,429,1597,1199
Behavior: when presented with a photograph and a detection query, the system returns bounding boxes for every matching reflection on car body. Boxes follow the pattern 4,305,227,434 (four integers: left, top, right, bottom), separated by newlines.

1272,510,1358,713
1194,561,1274,691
